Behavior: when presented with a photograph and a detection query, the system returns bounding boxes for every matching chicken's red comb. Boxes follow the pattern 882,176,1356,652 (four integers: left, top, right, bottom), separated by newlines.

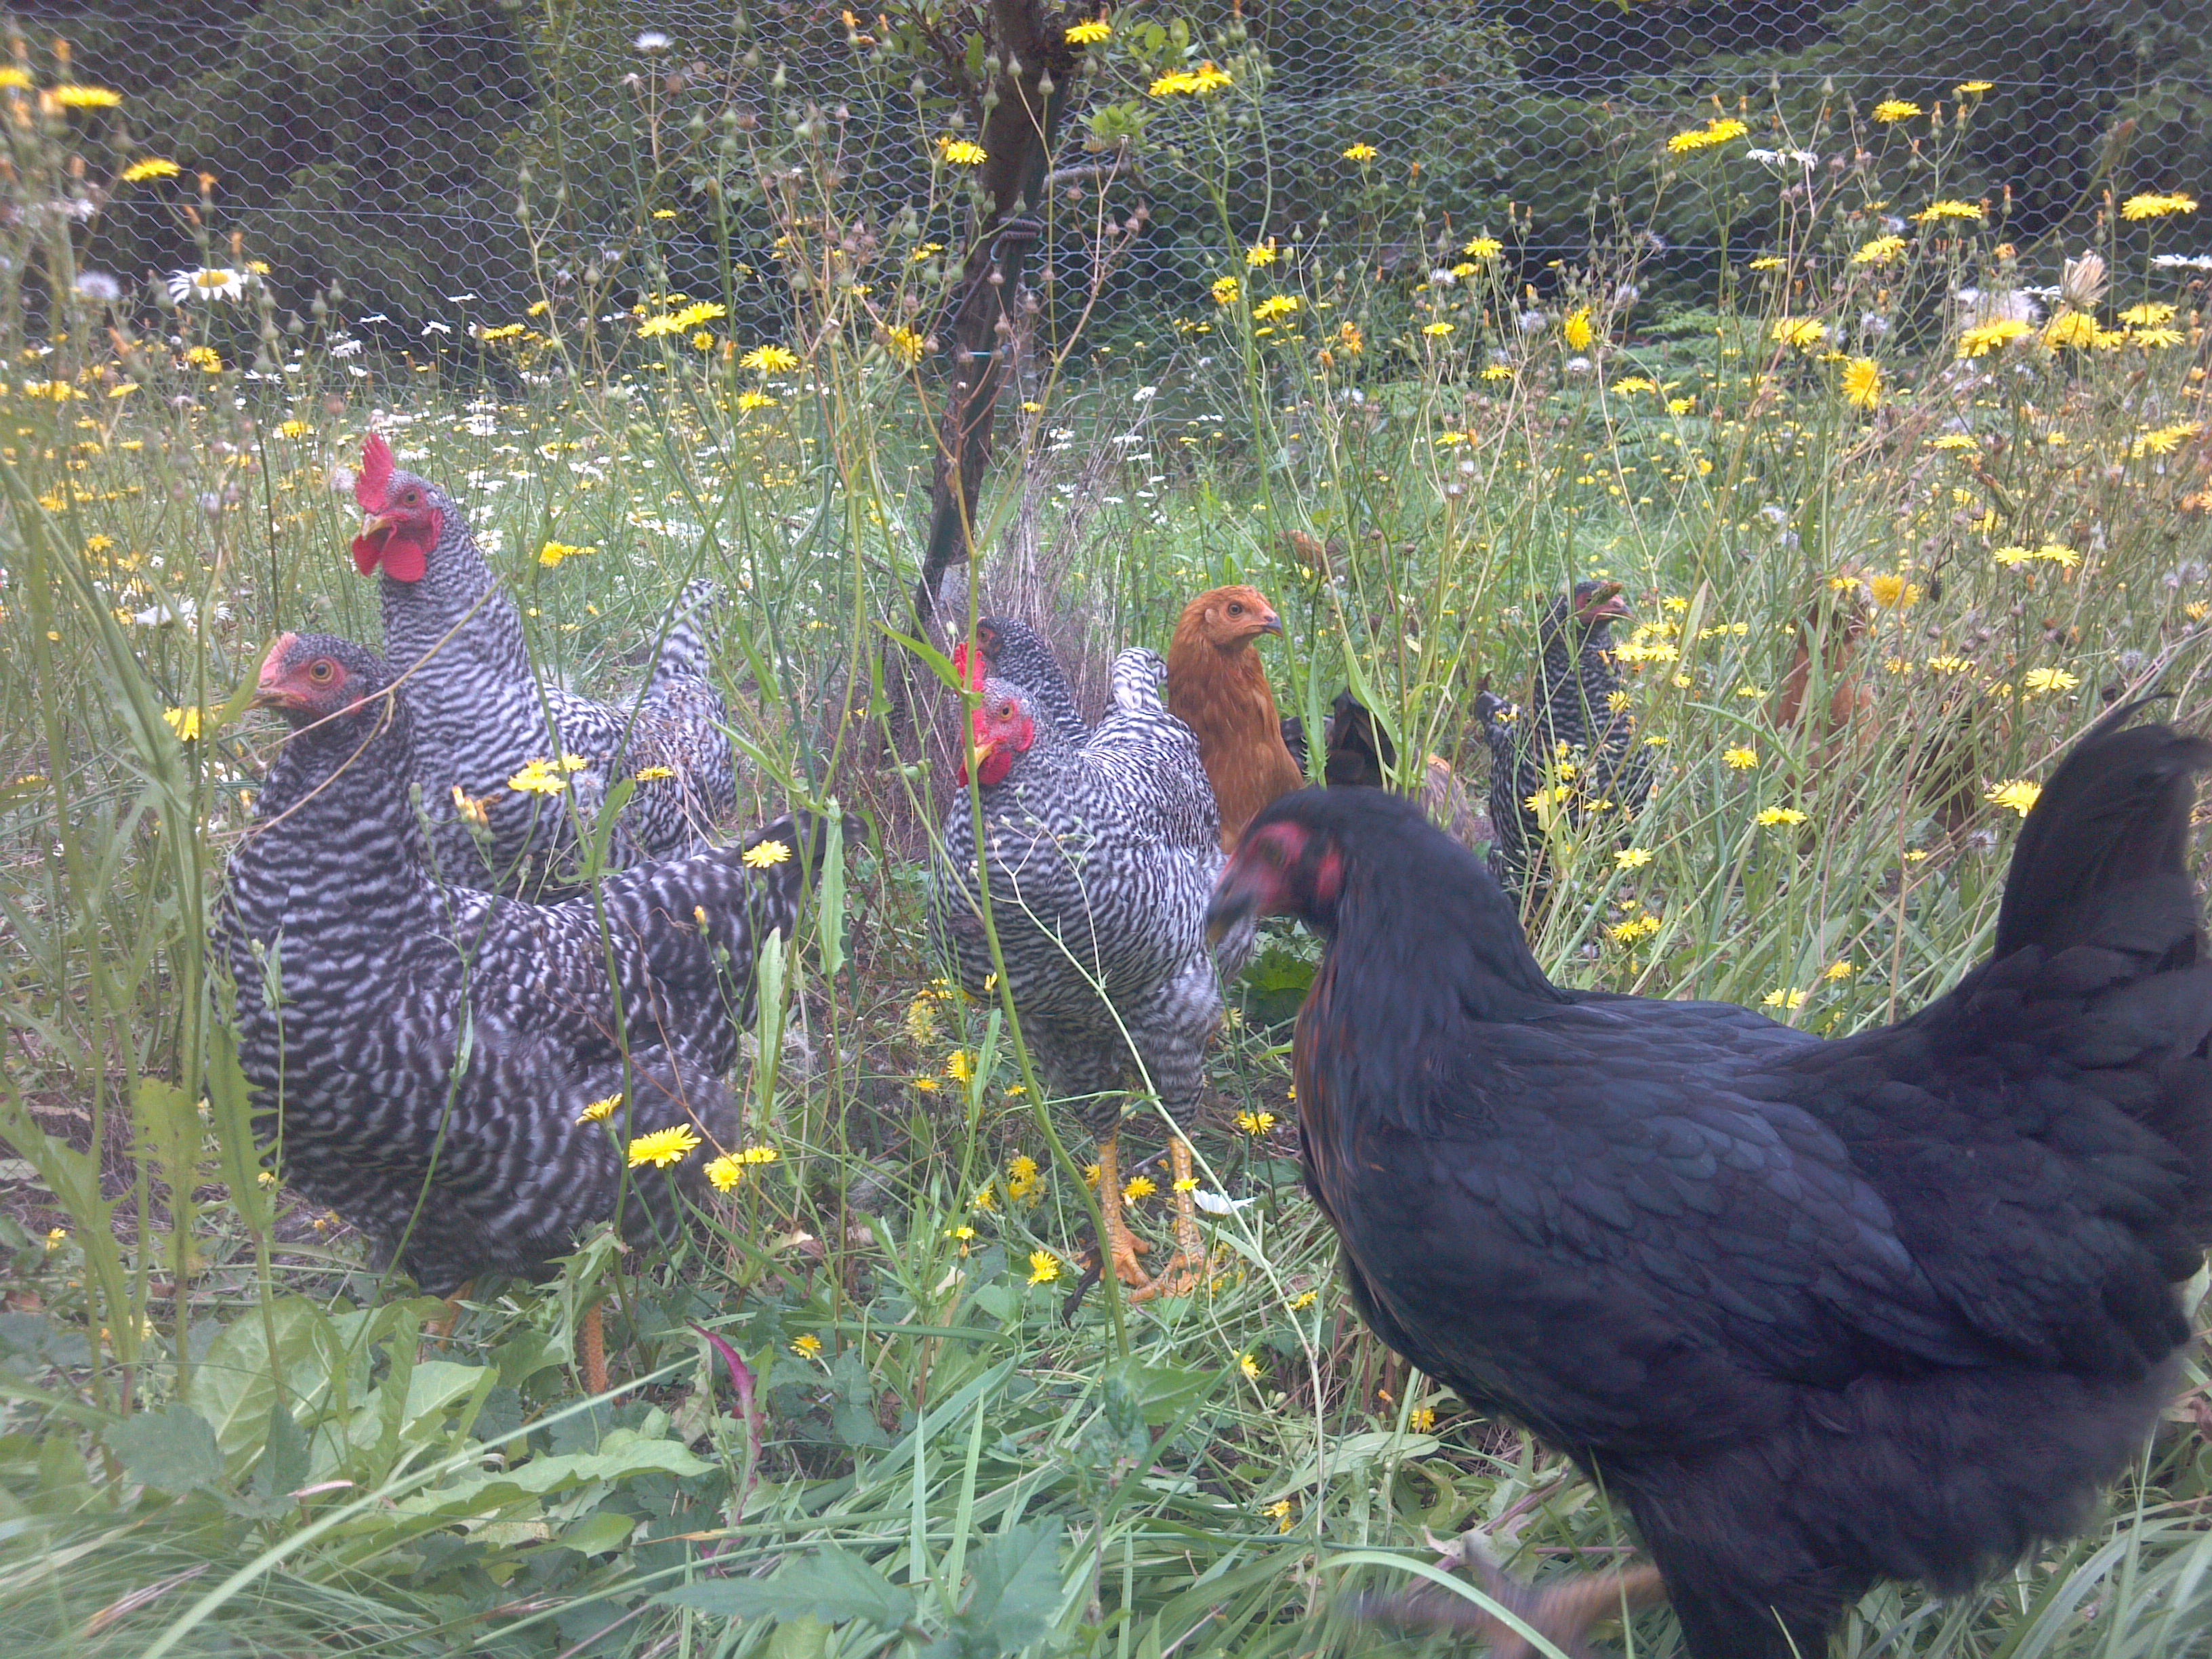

356,432,393,512
951,640,987,691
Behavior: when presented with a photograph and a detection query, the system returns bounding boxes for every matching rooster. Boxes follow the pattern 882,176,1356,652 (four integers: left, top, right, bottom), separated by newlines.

220,633,822,1388
1208,703,2212,1659
933,647,1248,1298
350,432,735,895
1166,585,1305,851
964,615,1088,745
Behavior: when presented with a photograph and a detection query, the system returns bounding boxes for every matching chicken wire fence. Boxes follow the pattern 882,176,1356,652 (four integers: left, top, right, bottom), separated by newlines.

20,1,2209,361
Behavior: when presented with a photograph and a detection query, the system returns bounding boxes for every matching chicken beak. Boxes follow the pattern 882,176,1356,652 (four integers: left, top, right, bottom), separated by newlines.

1260,613,1284,637
967,738,995,777
1206,866,1262,945
359,511,394,537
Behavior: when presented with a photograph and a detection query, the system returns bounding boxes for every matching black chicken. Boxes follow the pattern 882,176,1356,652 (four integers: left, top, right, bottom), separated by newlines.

1208,704,2212,1659
1478,579,1649,905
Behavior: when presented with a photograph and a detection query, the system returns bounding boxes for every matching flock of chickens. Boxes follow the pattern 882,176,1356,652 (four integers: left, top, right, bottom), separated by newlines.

213,434,2212,1659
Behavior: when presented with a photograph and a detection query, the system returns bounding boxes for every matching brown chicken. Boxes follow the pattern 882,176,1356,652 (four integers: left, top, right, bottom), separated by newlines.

1166,586,1305,851
1771,585,1876,772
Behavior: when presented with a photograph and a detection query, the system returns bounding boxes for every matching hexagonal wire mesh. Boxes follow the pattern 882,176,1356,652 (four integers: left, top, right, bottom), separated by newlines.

30,0,2209,360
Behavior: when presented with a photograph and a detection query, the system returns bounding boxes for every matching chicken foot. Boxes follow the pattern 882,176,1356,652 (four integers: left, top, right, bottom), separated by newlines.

1359,1542,1666,1659
1092,1134,1153,1290
1127,1138,1208,1302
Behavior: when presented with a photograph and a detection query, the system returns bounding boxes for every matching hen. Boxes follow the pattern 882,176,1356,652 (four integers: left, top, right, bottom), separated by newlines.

1478,579,1649,904
1166,585,1305,851
220,633,821,1381
1208,705,2212,1659
350,432,735,894
966,615,1088,745
932,647,1245,1298
1314,689,1489,848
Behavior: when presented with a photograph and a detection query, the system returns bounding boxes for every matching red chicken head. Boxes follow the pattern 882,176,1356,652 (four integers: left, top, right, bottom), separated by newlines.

1206,791,1345,941
252,632,383,727
957,685,1036,787
350,432,443,583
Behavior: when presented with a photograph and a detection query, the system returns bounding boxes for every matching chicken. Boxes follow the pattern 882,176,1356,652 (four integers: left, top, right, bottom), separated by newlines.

964,615,1088,744
1166,585,1305,850
932,647,1248,1298
1478,580,1650,904
220,633,822,1384
350,432,735,895
1315,689,1489,848
1771,586,1876,773
1207,705,2212,1659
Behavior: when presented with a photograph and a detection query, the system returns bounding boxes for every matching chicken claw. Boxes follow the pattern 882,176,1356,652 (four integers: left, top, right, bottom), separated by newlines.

1127,1139,1208,1301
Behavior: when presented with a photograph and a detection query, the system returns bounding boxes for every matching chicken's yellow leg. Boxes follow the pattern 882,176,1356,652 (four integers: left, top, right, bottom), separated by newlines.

1128,1138,1206,1301
1094,1134,1153,1289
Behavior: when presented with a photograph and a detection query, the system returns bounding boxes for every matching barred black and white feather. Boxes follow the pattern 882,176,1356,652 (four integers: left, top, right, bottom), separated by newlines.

354,434,736,895
930,647,1245,1137
218,633,821,1293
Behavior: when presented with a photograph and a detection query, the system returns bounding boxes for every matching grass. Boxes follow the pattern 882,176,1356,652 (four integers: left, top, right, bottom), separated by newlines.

4,38,2212,1659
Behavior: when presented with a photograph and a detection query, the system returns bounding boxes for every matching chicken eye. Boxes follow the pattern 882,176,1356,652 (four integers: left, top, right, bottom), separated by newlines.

308,659,335,684
1227,601,1244,615
401,489,419,505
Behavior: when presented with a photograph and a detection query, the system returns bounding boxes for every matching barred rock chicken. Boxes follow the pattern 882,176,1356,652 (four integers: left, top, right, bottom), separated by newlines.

1209,703,2212,1659
220,633,820,1385
1477,579,1649,904
933,647,1248,1298
1166,585,1305,851
966,615,1088,745
350,433,735,895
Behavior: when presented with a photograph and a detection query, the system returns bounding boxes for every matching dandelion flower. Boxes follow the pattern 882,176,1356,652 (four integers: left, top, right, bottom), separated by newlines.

938,137,987,166
740,343,801,374
1148,61,1231,97
885,325,926,367
632,765,674,781
120,157,180,183
2022,668,2078,694
944,1049,973,1082
1666,117,1747,153
1252,294,1299,322
1756,806,1808,826
54,85,121,108
1986,779,2041,816
1065,18,1111,45
1958,318,2032,356
1616,846,1652,868
2118,302,2177,327
1462,235,1502,259
1422,321,1454,337
705,1154,743,1191
2121,192,2198,220
1913,200,1985,224
791,1332,822,1358
1724,746,1759,770
743,837,792,868
1871,100,1922,123
1852,236,1907,265
2129,325,2186,349
1123,1174,1157,1203
1562,308,1593,350
626,1124,701,1168
1842,356,1881,409
1264,1498,1294,1532
1027,1250,1061,1285
1237,1109,1277,1135
163,705,201,743
1772,318,1827,350
1210,274,1240,306
508,758,568,795
1955,81,1993,96
1763,988,1809,1010
735,390,777,412
1238,1352,1261,1380
1866,572,1917,607
1748,255,1785,272
537,540,594,567
2042,311,2102,351
1340,142,1376,161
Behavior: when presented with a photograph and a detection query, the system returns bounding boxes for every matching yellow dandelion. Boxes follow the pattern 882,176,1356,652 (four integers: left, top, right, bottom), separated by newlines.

1959,319,2032,357
740,343,801,374
1237,1352,1261,1380
1264,1498,1294,1532
2022,668,2078,694
1852,236,1907,266
1724,747,1759,770
1871,100,1922,123
1913,199,1985,223
1762,988,1809,1010
1123,1174,1157,1203
1772,318,1827,350
1562,308,1593,350
2121,192,2197,221
626,1124,701,1168
1252,294,1299,322
1210,274,1240,306
1463,235,1502,258
53,85,122,109
938,137,987,166
1246,241,1278,267
1986,779,2041,816
736,390,777,411
1422,321,1454,337
1842,356,1881,409
1616,847,1652,868
1341,142,1376,161
163,705,202,743
1748,255,1785,272
886,325,926,367
1755,806,1808,826
1148,61,1231,97
120,157,180,183
2118,302,2177,327
508,758,567,795
2042,311,2102,351
1027,1250,1061,1285
743,837,793,868
705,1154,743,1191
1822,960,1856,981
1065,18,1111,45
537,539,595,567
633,765,674,781
1666,117,1747,153
1866,572,1918,608
1237,1109,1277,1134
945,1050,974,1082
1955,81,1993,96
792,1332,823,1358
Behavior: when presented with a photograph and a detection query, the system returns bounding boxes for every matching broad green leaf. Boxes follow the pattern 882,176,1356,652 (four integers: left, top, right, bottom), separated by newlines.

104,1402,221,1494
658,1541,916,1626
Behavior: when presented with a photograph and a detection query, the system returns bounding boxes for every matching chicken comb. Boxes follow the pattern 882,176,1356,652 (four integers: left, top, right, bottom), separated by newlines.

951,640,987,691
356,432,393,512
